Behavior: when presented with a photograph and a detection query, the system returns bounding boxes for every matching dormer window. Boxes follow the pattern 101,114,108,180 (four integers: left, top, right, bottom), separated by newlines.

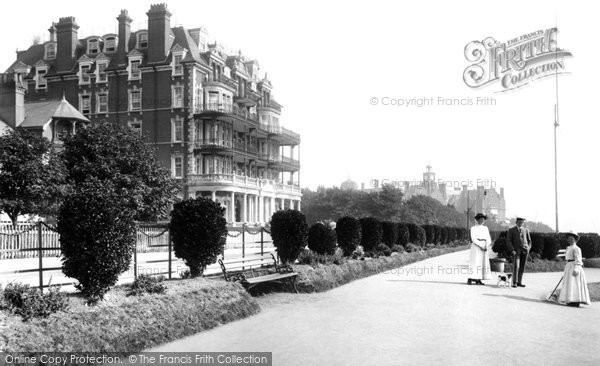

128,58,142,80
96,61,108,83
88,39,99,55
137,32,148,49
104,36,117,53
172,54,183,76
79,63,91,85
35,67,48,90
45,43,56,59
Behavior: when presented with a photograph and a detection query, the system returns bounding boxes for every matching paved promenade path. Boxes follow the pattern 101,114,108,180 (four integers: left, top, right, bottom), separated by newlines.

149,250,600,365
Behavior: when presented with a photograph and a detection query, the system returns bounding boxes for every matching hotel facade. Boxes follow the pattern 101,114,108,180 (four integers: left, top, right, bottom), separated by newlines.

2,3,301,224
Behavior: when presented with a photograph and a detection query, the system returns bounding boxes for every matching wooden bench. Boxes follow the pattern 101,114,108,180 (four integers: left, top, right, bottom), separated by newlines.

558,249,566,259
218,253,299,293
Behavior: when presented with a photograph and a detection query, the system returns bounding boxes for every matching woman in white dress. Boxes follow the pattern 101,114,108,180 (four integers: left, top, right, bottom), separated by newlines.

467,213,492,285
558,231,590,307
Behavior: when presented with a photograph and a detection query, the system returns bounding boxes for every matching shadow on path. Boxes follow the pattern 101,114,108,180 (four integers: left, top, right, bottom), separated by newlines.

483,293,562,306
386,279,468,286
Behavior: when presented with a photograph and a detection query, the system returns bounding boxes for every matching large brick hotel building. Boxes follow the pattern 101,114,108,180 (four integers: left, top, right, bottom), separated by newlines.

1,3,301,224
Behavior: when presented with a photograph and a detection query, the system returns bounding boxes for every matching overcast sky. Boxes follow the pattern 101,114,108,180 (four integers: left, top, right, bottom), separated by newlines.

1,0,598,232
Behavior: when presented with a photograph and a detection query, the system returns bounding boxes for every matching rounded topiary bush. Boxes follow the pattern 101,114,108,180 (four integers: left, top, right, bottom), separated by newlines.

397,223,410,246
359,217,383,252
336,216,362,256
422,225,435,245
270,209,309,264
447,227,457,244
440,227,449,245
58,181,136,302
434,225,442,244
170,197,228,277
308,222,337,255
381,221,398,247
577,233,600,259
542,234,561,260
530,232,545,256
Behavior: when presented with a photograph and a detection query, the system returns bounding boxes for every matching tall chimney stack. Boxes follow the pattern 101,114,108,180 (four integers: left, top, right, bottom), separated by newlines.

48,23,57,42
56,17,79,72
147,3,172,63
117,9,132,65
0,73,26,128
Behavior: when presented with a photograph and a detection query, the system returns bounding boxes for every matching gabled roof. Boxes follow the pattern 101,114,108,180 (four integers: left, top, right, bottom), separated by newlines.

21,97,90,128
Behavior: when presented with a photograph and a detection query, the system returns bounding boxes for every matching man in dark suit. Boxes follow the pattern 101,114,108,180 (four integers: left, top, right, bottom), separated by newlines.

506,217,532,287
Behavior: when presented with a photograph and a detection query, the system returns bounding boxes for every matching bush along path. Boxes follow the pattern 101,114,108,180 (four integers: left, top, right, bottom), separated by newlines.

0,278,259,352
293,246,469,293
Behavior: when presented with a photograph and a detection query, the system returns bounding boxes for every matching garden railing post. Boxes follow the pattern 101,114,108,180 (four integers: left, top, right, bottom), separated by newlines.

133,236,138,280
242,224,246,259
260,227,264,256
168,228,172,280
38,221,43,293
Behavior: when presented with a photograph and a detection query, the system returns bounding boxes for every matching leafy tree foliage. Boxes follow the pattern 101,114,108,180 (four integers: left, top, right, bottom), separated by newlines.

61,123,178,221
0,128,66,225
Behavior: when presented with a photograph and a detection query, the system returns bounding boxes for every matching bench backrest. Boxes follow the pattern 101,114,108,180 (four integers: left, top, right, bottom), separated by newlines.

218,253,278,281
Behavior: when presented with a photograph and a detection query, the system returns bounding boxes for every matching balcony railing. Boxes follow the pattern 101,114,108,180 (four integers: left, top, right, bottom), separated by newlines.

205,74,238,90
195,139,231,149
195,103,258,123
186,174,301,194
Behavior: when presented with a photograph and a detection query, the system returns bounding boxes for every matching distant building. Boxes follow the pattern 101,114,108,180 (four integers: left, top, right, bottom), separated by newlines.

448,185,506,221
403,165,447,205
340,178,358,190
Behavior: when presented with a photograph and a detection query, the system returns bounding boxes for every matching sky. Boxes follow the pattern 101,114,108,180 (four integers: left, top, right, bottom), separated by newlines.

1,0,598,232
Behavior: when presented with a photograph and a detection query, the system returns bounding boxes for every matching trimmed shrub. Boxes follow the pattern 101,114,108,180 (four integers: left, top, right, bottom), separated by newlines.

434,225,442,244
440,227,449,245
492,236,510,259
128,275,167,296
58,181,136,302
542,234,561,259
456,227,469,242
270,209,309,264
405,243,422,253
381,221,398,247
1,283,68,321
447,227,457,243
396,223,410,246
359,217,383,251
422,225,435,244
375,243,392,256
307,222,337,255
578,233,600,259
336,216,362,256
171,197,228,277
530,232,545,256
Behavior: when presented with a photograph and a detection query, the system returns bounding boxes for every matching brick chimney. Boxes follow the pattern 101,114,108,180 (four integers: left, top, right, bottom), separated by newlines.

0,73,26,128
117,10,132,65
56,17,79,72
48,23,57,42
147,3,172,63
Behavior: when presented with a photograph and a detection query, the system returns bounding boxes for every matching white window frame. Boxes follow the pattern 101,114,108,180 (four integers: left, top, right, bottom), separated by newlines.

129,89,142,111
172,118,183,142
97,92,108,114
104,37,117,53
35,67,48,90
137,32,148,49
172,85,184,108
79,93,91,115
128,58,142,81
45,43,56,59
79,63,92,85
87,39,100,55
172,155,184,178
96,61,108,83
172,53,184,76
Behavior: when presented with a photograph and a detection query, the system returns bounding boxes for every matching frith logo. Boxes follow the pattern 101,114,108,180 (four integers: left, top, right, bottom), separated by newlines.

463,28,572,92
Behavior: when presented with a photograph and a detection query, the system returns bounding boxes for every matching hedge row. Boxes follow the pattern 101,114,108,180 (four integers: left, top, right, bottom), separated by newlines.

492,231,600,259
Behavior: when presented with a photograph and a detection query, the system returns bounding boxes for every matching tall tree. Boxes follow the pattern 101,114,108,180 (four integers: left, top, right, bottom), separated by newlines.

0,128,66,225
